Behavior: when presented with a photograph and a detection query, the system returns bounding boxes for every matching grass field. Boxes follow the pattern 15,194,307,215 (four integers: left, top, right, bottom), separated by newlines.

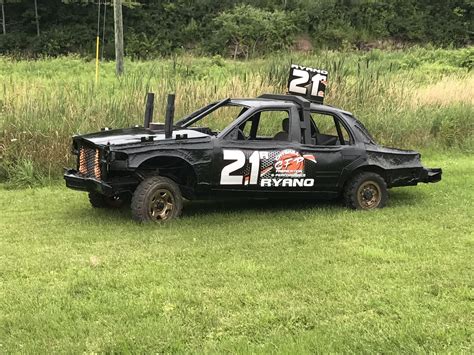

1,47,473,352
1,153,472,353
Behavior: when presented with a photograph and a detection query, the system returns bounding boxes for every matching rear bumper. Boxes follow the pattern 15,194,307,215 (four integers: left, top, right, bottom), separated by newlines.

387,166,442,187
420,167,442,183
64,169,114,196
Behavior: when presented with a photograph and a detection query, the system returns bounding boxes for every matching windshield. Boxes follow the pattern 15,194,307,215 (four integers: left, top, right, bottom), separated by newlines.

177,101,248,135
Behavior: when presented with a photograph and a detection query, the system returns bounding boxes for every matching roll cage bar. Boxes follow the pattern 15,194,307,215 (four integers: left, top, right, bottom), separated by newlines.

174,93,350,145
175,98,231,127
258,94,349,145
258,94,312,144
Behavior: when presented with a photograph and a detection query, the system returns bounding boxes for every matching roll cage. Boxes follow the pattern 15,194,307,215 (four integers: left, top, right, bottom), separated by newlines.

218,95,357,146
174,94,361,147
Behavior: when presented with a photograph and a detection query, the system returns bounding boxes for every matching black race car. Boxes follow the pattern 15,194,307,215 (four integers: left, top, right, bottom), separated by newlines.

64,92,441,221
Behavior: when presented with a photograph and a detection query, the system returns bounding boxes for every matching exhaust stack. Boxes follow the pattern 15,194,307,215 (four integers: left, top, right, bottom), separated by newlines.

164,93,175,139
143,92,155,129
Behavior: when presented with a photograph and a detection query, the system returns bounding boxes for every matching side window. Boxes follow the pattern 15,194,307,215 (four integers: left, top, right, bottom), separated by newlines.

230,110,290,141
242,118,253,137
255,110,289,139
310,112,350,145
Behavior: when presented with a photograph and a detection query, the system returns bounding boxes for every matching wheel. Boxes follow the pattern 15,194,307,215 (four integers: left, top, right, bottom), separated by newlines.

344,172,388,210
88,192,127,208
131,176,183,222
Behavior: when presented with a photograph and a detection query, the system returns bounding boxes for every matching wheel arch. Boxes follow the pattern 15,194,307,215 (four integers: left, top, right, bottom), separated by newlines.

340,164,387,190
135,154,198,197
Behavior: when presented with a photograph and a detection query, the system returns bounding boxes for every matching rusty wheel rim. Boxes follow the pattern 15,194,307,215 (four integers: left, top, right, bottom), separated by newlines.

149,189,174,220
357,180,381,209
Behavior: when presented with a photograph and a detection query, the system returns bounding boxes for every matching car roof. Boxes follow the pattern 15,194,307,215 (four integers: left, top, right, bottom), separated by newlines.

230,98,352,116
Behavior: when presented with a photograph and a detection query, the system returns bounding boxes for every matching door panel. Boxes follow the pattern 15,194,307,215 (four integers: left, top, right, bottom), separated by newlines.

298,111,362,192
299,146,347,192
212,140,323,192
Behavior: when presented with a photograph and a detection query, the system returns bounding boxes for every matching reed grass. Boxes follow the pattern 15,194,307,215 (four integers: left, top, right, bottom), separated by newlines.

0,47,473,185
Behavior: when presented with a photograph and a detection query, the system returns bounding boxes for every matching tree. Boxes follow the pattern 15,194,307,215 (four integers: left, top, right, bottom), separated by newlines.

33,0,39,36
0,0,472,58
1,0,5,35
213,4,297,59
61,0,136,73
1,0,24,36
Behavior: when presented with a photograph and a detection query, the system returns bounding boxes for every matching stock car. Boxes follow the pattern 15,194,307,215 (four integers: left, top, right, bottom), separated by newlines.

64,90,442,221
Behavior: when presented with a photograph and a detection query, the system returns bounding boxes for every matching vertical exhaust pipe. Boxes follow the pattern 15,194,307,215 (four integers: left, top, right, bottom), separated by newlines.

144,92,155,129
165,93,175,139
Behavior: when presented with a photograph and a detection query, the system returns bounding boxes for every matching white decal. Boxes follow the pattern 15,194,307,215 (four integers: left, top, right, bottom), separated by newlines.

261,179,271,187
310,74,327,97
260,178,315,187
274,149,307,177
220,149,317,187
220,150,245,185
290,64,328,75
248,151,260,185
288,64,328,101
288,69,309,95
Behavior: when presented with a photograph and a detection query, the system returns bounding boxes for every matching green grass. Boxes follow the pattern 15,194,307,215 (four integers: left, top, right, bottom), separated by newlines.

1,153,472,353
1,47,473,185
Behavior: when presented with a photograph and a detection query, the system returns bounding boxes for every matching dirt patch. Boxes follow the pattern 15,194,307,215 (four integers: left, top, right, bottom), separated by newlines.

293,36,313,52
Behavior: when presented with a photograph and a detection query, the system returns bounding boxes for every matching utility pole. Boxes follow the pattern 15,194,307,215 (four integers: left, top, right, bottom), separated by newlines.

95,0,101,83
101,2,106,60
34,0,40,36
113,0,124,76
1,0,6,35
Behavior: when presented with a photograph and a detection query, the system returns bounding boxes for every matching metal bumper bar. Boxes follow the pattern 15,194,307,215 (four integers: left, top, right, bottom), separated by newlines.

420,168,442,183
64,169,114,195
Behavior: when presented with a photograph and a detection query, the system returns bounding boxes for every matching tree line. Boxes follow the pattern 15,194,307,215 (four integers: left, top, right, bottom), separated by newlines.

0,0,472,59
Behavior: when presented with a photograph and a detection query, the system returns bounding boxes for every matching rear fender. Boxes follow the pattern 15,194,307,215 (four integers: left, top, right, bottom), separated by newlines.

340,165,387,191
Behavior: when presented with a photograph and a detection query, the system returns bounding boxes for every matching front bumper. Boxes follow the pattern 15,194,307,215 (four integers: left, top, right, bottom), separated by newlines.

64,169,114,196
420,167,442,183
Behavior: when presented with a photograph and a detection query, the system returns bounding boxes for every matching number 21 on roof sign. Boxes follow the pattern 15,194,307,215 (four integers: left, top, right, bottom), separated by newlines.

287,64,328,104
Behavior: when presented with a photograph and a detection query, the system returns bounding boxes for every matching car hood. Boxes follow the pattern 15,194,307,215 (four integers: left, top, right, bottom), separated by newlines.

76,127,210,146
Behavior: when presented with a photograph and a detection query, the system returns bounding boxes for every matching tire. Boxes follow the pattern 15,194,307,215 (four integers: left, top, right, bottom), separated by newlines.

88,192,127,209
344,172,388,210
131,176,183,222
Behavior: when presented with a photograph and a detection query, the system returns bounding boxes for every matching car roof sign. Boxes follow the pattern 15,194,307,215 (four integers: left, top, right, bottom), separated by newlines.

287,64,328,104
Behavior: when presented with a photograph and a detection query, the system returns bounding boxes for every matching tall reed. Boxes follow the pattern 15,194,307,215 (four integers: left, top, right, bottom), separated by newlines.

1,47,472,185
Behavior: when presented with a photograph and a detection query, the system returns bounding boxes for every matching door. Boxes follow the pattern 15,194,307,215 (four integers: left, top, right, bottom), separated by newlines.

213,106,317,193
299,111,361,192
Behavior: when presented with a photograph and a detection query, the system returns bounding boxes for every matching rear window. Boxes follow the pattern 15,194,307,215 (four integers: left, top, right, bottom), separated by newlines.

344,114,376,144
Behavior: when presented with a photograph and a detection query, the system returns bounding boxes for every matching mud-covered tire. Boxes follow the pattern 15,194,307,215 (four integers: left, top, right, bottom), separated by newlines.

131,176,183,222
344,172,388,210
88,192,126,208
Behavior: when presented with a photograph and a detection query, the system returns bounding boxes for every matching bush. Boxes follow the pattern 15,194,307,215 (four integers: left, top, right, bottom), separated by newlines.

211,5,297,59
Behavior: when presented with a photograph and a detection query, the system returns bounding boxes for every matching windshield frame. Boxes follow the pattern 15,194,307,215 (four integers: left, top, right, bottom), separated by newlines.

175,99,250,130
